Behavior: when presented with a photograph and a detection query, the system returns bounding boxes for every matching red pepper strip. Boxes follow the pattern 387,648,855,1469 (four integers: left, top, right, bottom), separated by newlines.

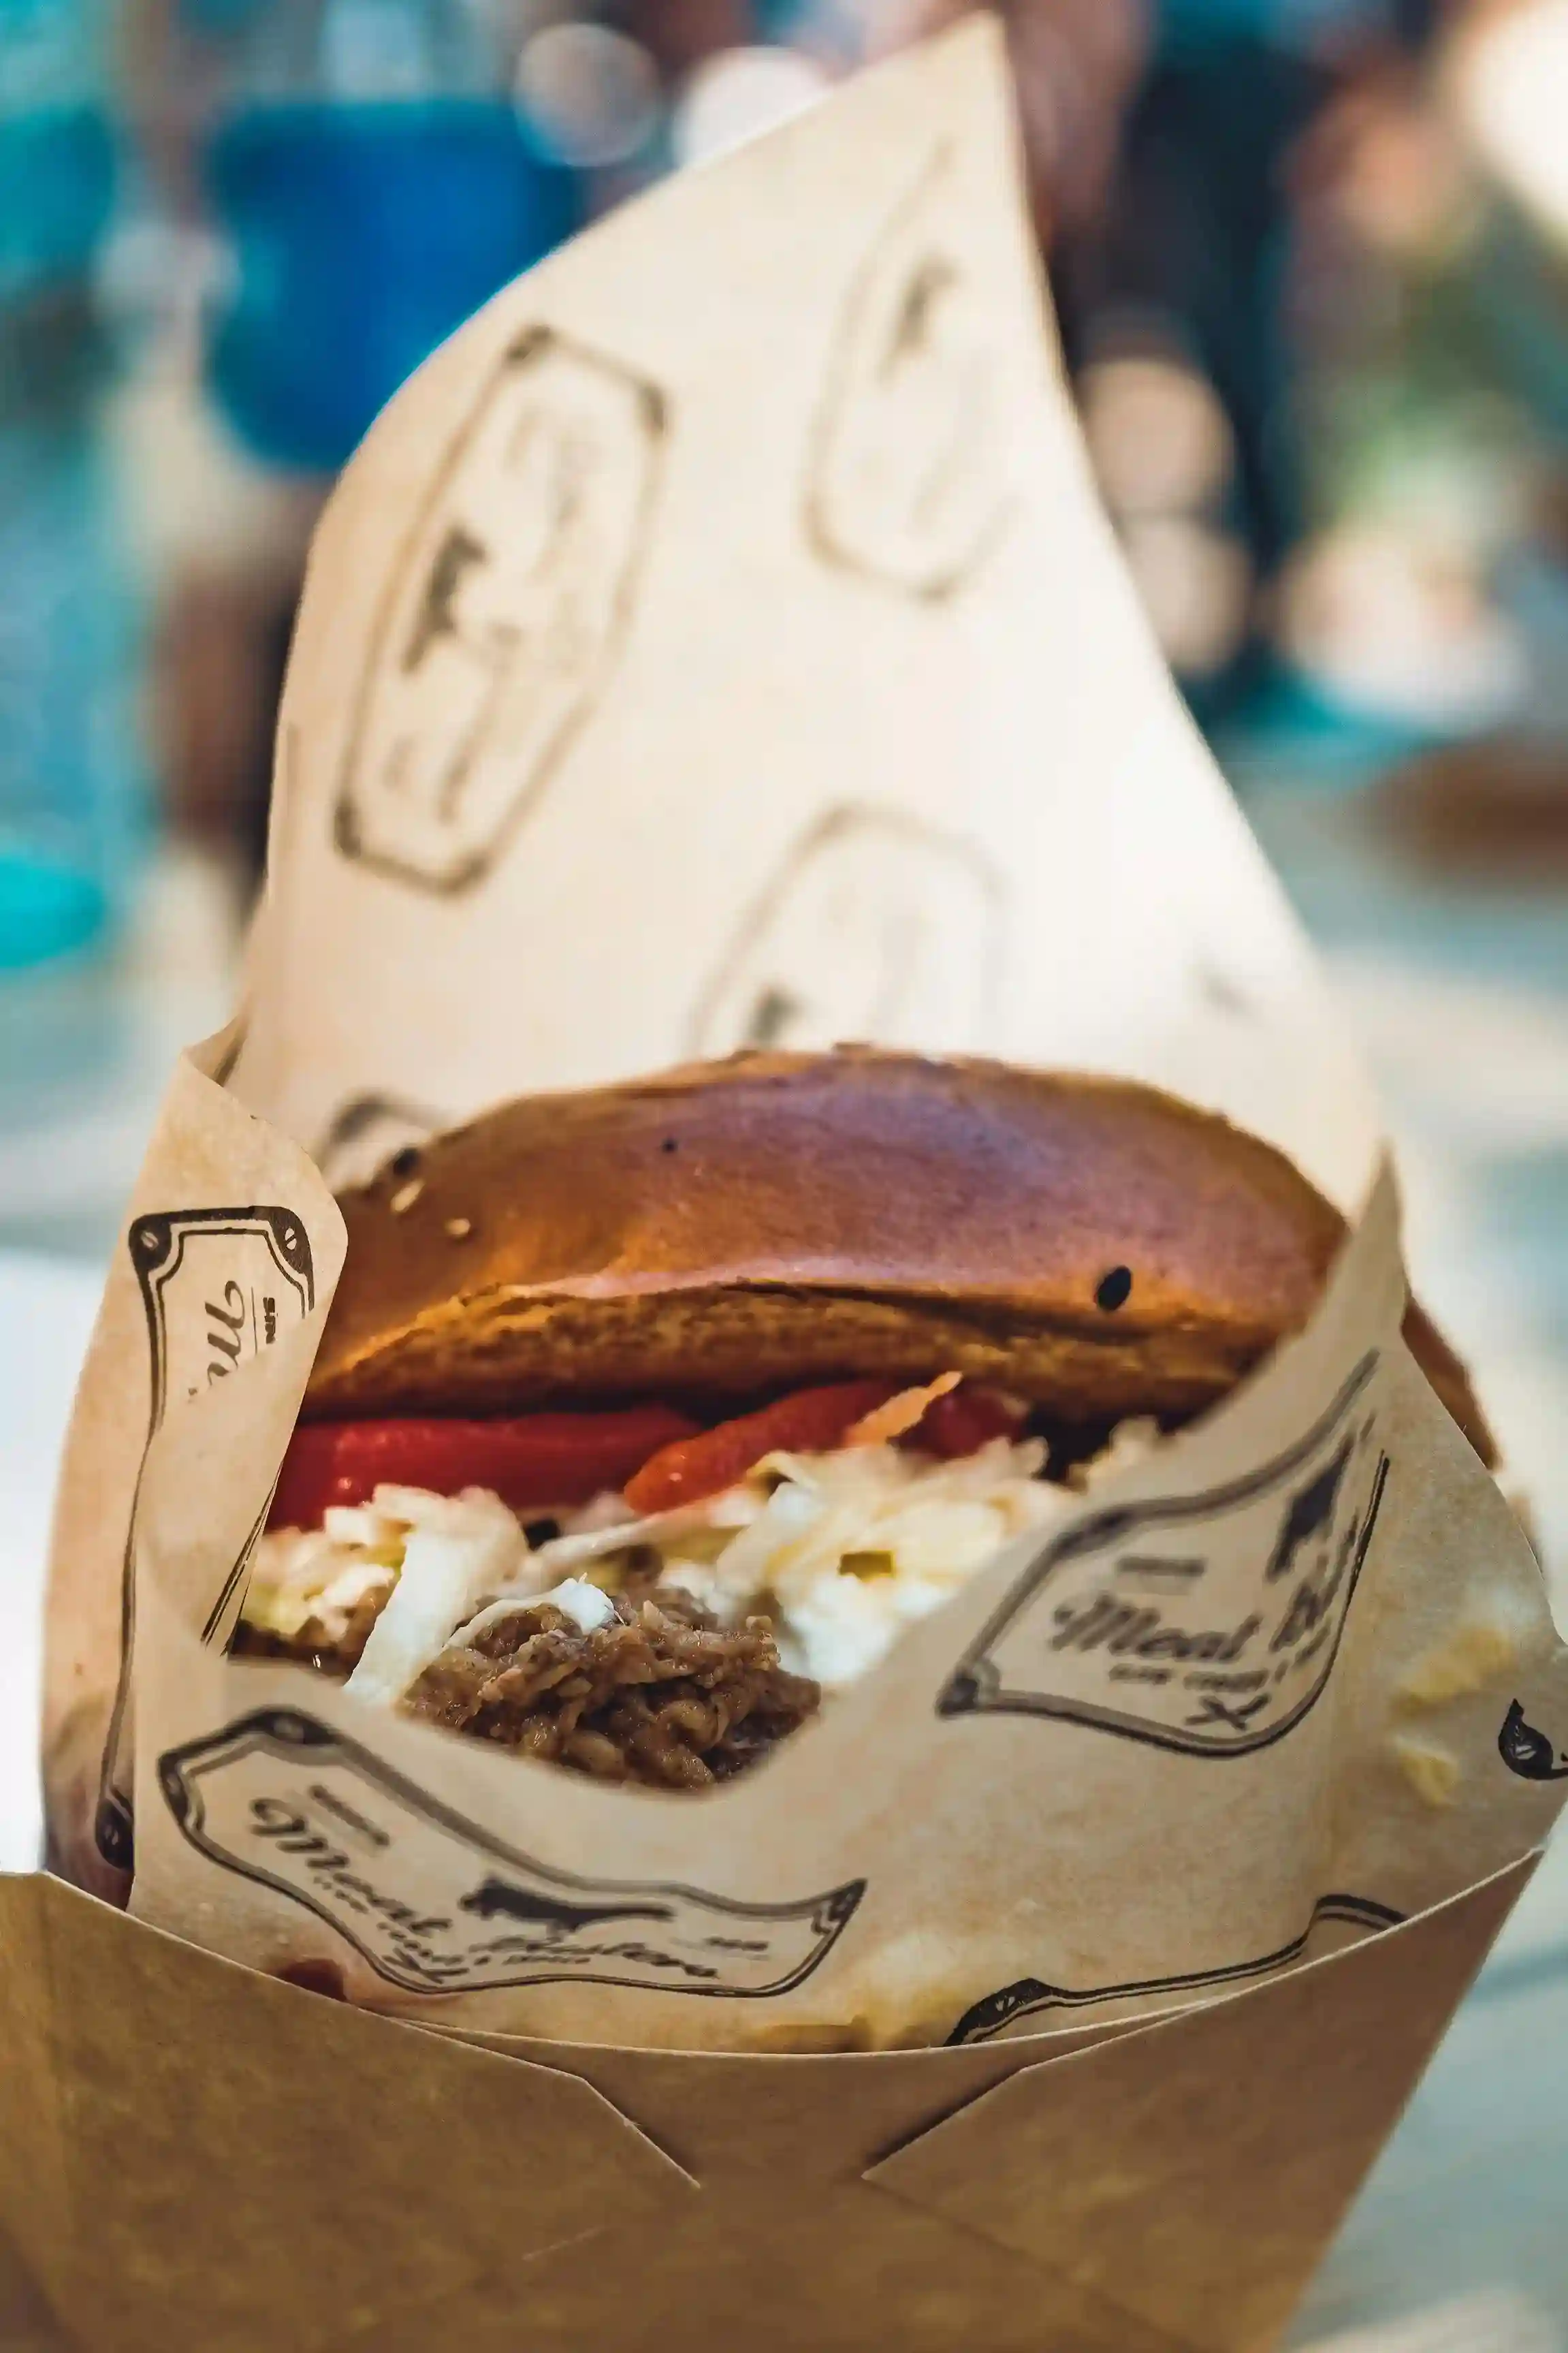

911,1385,1025,1459
622,1380,897,1515
268,1404,700,1532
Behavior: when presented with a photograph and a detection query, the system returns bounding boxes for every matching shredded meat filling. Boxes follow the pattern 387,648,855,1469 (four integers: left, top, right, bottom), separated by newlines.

235,1590,387,1679
233,1587,820,1790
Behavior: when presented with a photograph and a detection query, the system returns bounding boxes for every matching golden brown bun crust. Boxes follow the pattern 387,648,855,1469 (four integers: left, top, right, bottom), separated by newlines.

306,1049,1493,1461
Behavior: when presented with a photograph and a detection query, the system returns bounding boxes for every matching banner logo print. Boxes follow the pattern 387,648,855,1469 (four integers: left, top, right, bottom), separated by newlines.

94,1209,315,1870
940,1356,1390,1758
159,1708,865,2002
946,1891,1405,2046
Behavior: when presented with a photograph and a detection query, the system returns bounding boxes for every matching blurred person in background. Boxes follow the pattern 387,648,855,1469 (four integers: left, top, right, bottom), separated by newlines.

1273,0,1568,782
105,0,869,889
876,0,1151,272
40,0,1568,902
114,0,600,881
888,0,1453,719
751,0,1552,755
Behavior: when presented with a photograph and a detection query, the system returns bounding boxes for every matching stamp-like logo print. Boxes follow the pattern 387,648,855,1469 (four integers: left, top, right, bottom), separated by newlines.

159,1708,865,2002
687,806,1004,1060
806,146,1014,599
940,1356,1390,1758
945,1891,1404,2045
94,1209,316,1870
335,326,666,895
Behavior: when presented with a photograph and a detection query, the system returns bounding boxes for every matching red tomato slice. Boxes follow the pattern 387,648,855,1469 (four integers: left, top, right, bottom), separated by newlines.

911,1385,1025,1459
622,1381,897,1515
268,1404,699,1532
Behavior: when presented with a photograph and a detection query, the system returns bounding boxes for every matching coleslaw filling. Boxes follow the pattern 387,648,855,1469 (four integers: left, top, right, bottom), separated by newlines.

239,1398,1072,1703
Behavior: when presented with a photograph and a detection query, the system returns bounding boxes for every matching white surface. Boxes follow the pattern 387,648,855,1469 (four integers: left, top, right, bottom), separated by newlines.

0,1252,102,1871
1305,2290,1562,2352
1455,0,1568,251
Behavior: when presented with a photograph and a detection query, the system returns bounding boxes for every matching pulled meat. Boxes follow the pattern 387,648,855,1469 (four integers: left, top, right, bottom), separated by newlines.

234,1589,387,1678
233,1588,820,1790
408,1592,819,1790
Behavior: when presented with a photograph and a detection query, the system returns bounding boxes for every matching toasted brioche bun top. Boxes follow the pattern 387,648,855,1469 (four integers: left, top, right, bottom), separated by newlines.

306,1048,1492,1461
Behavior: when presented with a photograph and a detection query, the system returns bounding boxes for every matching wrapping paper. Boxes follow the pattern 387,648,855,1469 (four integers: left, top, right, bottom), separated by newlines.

12,20,1568,2348
109,1103,1568,2053
0,1855,1536,2353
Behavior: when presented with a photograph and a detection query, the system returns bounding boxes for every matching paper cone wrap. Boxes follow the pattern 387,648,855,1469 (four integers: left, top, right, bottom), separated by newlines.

9,18,1568,2349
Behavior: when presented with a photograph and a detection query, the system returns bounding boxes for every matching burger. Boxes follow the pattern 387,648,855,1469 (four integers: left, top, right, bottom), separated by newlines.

234,1049,1490,1790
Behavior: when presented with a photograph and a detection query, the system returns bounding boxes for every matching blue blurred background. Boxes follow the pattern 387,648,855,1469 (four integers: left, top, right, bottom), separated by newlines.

3,5,1568,2341
6,0,1568,932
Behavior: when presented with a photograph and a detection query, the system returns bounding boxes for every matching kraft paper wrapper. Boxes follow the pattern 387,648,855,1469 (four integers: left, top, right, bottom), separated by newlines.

0,1855,1540,2353
10,19,1568,2350
110,1143,1568,2055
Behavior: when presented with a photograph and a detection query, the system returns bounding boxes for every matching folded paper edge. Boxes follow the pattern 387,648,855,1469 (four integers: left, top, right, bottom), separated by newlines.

1,1848,1539,2142
857,1851,1538,2353
0,1865,704,2341
860,1846,1540,2179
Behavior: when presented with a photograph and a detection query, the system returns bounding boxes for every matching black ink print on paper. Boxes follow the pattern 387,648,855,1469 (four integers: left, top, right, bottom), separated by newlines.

458,1878,674,1934
939,1357,1390,1758
1193,961,1258,1022
1499,1699,1568,1783
805,148,1014,600
1264,1436,1354,1583
946,1891,1405,2045
158,1708,865,2001
336,327,667,895
93,1210,316,1871
687,806,1004,1060
315,1092,446,1192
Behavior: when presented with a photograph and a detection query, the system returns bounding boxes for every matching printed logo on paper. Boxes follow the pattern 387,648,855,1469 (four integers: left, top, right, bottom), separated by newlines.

687,806,1004,1058
806,146,1014,599
939,1356,1390,1758
336,326,667,895
944,1889,1403,2045
1499,1700,1568,1784
94,1209,317,1870
157,1707,865,2001
315,1092,445,1193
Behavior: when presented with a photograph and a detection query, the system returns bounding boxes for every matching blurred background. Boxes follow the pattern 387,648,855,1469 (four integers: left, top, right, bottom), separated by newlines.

1,1,1567,2339
10,0,1568,1543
